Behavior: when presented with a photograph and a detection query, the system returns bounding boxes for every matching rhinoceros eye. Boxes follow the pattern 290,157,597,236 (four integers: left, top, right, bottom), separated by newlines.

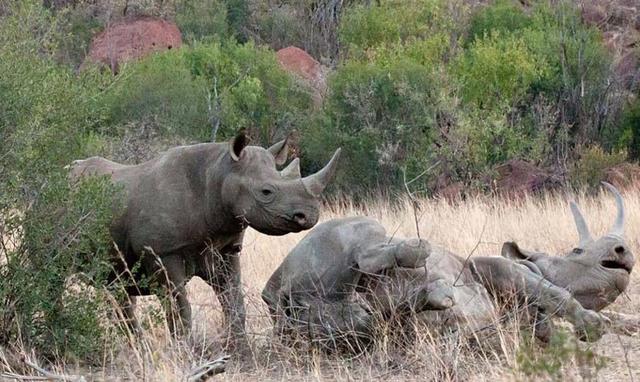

257,184,277,202
572,247,584,255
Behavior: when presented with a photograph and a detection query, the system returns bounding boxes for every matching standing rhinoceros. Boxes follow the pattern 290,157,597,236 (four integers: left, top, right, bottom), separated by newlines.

262,183,634,351
69,131,341,350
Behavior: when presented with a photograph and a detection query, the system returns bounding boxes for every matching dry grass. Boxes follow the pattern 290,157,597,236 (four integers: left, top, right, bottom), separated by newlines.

4,188,640,381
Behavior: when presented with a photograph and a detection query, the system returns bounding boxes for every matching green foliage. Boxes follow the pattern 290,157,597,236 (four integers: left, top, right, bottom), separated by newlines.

516,329,606,380
183,40,313,143
339,0,454,54
302,56,440,192
455,31,547,110
0,1,125,361
616,99,640,158
466,0,531,45
101,50,211,141
175,0,229,42
224,0,250,42
53,5,103,68
1,176,124,362
445,107,548,179
569,146,627,189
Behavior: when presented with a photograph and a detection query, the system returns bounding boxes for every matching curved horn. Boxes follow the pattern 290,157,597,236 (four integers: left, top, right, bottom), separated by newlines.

301,148,341,197
280,158,301,179
602,181,625,238
570,201,593,248
267,138,289,166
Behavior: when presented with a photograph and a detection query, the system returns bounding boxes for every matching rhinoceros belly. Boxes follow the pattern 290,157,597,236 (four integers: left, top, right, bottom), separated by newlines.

417,247,496,333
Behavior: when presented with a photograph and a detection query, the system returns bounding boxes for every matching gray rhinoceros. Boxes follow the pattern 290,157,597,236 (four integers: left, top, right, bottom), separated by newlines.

69,132,341,350
262,183,634,351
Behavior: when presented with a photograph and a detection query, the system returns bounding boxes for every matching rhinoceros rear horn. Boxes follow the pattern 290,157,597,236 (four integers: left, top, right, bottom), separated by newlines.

301,148,341,197
280,158,301,179
602,181,625,238
268,137,289,166
230,131,249,161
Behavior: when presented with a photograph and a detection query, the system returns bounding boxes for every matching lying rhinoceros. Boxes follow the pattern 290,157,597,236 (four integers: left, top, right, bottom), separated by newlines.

69,132,340,350
262,183,633,351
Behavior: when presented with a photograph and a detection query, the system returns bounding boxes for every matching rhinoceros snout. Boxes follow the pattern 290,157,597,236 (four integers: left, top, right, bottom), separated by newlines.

290,210,318,230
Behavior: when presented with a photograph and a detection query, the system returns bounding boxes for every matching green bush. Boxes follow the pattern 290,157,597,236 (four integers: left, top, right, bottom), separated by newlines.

455,31,546,110
516,329,606,380
302,57,440,192
101,50,211,141
339,0,455,55
466,0,531,45
175,0,230,42
521,2,613,146
615,99,640,158
569,146,627,189
1,175,124,362
183,40,313,143
0,1,126,361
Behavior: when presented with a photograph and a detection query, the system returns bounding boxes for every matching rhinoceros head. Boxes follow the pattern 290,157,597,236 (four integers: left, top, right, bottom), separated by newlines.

502,182,634,312
221,132,341,236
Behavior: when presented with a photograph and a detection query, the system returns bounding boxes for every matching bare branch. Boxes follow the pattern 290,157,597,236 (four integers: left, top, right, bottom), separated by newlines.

0,359,86,382
453,216,488,287
187,355,230,382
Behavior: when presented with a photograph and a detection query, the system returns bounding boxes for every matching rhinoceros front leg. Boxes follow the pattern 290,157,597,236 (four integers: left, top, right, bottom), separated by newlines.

470,257,608,341
156,254,192,337
199,248,249,352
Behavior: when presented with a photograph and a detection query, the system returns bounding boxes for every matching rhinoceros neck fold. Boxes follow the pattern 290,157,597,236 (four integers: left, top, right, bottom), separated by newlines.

201,145,246,237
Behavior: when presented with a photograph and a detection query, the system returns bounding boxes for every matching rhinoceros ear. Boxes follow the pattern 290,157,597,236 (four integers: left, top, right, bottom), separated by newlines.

268,137,289,166
229,131,250,161
501,242,538,261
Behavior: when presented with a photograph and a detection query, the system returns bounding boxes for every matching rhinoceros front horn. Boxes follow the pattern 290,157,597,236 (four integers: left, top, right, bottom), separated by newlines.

602,181,625,238
301,148,342,197
570,201,593,248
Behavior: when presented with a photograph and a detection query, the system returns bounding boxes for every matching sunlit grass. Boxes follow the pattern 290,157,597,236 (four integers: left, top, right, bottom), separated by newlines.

3,188,640,380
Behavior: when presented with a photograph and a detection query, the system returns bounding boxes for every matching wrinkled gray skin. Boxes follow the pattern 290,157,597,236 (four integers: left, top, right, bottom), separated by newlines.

69,132,341,350
262,217,456,352
263,183,634,350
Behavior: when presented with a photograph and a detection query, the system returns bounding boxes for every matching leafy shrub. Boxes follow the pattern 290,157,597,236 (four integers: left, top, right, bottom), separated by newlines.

521,2,614,146
609,96,640,159
0,1,126,361
569,146,627,189
1,175,124,362
339,0,454,53
466,0,531,45
175,0,229,42
183,40,313,143
102,49,211,141
301,57,441,193
516,329,606,380
455,31,546,110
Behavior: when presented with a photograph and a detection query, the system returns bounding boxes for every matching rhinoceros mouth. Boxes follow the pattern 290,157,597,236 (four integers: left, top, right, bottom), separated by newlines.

601,259,632,274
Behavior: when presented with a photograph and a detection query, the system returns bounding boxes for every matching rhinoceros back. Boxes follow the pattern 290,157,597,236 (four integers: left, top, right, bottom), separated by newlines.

68,156,127,181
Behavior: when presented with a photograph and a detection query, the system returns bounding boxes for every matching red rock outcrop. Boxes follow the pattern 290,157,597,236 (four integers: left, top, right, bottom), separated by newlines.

492,160,562,198
276,46,328,106
84,17,182,73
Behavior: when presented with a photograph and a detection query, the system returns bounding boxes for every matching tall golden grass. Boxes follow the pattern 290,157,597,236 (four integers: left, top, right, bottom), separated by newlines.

3,188,640,381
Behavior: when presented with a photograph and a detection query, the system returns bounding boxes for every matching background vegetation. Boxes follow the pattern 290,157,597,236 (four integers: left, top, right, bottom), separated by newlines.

1,0,639,368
